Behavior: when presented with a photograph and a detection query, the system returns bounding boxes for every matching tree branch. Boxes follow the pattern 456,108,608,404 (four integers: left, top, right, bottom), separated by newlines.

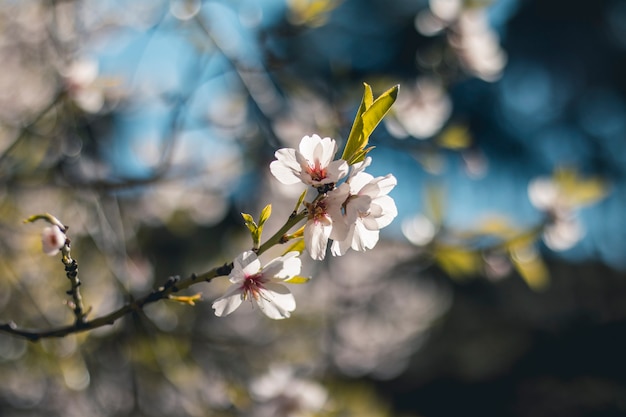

0,262,233,342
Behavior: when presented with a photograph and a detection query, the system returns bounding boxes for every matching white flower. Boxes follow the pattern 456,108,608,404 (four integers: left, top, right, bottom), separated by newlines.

41,226,66,256
250,365,328,417
63,59,105,113
270,134,349,188
212,251,301,319
304,188,349,260
331,171,398,256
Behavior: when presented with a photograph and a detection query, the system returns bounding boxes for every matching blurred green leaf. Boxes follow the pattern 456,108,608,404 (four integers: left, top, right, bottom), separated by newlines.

284,275,310,284
436,124,472,150
510,245,549,291
434,244,481,278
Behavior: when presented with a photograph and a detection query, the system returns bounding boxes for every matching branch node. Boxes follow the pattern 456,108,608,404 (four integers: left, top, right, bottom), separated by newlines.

215,262,233,278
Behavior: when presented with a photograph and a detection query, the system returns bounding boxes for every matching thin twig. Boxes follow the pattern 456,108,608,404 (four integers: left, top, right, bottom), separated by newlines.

0,262,233,342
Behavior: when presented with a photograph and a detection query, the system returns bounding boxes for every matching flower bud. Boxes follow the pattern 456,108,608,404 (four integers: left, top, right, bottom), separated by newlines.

41,226,66,256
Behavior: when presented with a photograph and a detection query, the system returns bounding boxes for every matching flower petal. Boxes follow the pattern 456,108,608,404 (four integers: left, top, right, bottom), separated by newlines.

325,159,349,183
230,251,261,283
330,224,354,256
263,251,302,280
298,134,321,161
351,221,380,251
256,284,296,319
373,174,397,195
318,136,339,167
349,171,374,193
349,157,372,179
370,195,398,228
304,219,331,260
212,285,244,317
270,148,303,185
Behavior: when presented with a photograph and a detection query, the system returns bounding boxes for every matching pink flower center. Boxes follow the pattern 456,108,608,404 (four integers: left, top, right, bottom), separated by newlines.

241,273,266,301
306,161,327,182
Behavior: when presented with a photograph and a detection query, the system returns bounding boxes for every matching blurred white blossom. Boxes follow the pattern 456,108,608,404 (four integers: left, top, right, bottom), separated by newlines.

62,59,106,113
528,169,607,250
450,9,507,82
249,365,327,417
386,77,452,139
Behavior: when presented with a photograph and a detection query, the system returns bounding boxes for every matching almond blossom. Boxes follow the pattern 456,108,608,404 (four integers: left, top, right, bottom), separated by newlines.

330,170,398,256
270,134,349,189
249,364,328,417
303,187,349,260
41,226,66,256
212,251,302,319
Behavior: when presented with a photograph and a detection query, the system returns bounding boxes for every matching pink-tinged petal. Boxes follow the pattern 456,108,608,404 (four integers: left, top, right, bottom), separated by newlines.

312,140,325,165
294,151,316,185
351,221,380,251
270,149,303,185
256,284,296,319
212,285,244,317
304,220,331,260
324,159,349,183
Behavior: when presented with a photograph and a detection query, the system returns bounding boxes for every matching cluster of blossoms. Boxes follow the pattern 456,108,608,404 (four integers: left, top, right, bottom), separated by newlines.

212,134,398,319
271,134,398,260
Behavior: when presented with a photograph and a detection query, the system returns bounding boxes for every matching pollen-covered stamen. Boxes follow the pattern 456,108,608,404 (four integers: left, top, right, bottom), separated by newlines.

305,161,327,182
305,200,331,224
240,273,267,302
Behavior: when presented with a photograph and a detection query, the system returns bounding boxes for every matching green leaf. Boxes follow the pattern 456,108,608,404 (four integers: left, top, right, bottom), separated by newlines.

284,275,310,284
241,213,257,232
360,84,399,142
294,189,307,213
258,204,272,227
342,83,399,165
341,83,373,163
241,212,260,246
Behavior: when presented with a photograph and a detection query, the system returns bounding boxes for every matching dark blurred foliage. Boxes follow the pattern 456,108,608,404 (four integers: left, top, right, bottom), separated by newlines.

1,0,626,416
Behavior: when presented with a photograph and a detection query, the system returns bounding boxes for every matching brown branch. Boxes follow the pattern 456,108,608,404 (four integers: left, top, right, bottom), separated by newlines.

0,262,233,342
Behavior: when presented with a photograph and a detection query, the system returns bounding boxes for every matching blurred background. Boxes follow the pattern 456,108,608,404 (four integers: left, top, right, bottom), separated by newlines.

1,0,626,415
